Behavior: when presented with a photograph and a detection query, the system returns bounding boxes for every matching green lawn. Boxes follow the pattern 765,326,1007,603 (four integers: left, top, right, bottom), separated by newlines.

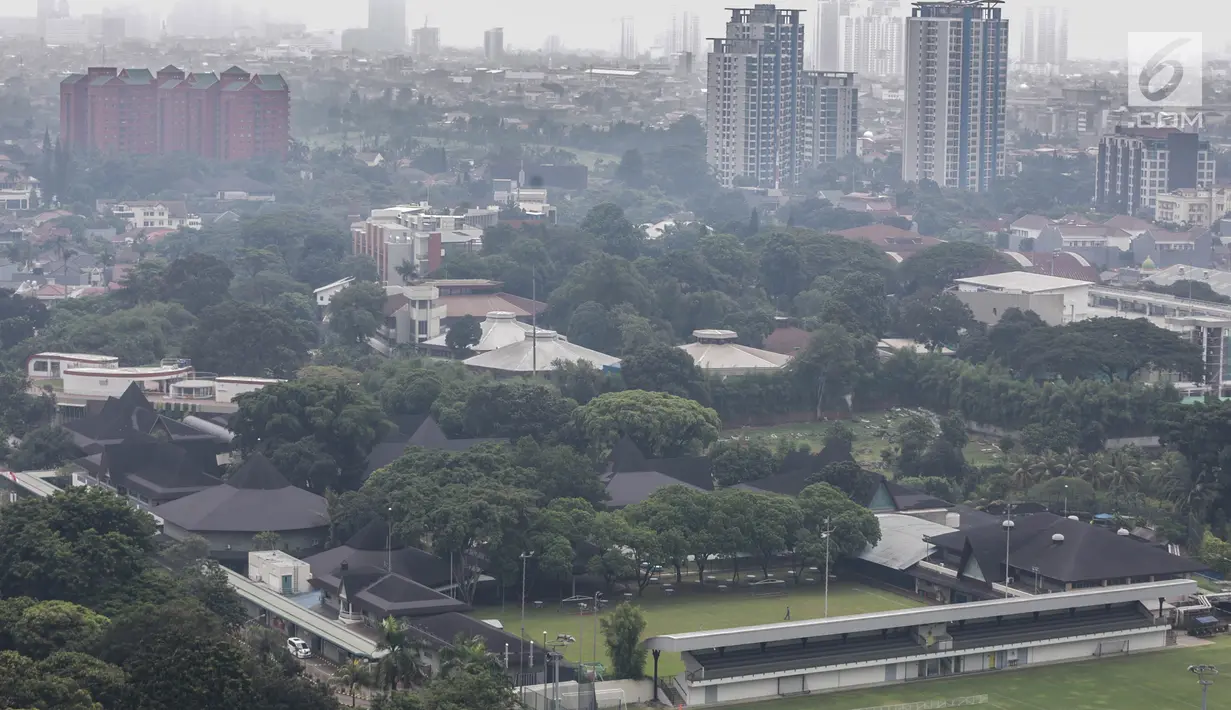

472,581,923,678
734,638,1231,710
725,411,1003,472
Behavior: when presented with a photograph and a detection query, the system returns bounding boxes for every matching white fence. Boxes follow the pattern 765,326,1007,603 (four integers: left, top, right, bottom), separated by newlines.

849,695,990,710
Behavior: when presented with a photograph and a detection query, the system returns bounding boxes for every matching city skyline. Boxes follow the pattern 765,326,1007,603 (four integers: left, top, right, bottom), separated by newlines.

14,0,1230,59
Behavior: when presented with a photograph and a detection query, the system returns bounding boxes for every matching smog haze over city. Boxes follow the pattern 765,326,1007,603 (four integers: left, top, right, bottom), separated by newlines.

5,1,1231,709
11,0,1230,58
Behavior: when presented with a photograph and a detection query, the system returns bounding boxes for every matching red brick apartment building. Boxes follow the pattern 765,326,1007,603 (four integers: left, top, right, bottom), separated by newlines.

60,65,289,161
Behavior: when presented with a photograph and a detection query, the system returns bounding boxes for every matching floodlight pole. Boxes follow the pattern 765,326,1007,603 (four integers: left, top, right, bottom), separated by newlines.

520,551,533,701
1002,517,1016,598
1190,664,1218,710
822,518,835,618
593,591,603,667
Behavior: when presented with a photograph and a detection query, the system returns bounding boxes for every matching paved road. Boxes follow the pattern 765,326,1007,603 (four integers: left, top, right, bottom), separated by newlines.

300,657,374,707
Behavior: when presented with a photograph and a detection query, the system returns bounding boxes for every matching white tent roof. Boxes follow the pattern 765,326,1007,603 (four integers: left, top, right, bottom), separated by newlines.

678,329,791,374
463,331,620,373
421,311,543,353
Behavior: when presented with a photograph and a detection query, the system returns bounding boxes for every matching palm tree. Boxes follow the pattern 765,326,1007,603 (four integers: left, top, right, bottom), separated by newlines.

395,259,419,285
331,659,374,707
439,633,495,678
374,616,429,691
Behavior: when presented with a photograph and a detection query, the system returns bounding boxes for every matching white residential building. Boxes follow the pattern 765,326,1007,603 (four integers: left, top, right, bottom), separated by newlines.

1155,188,1231,228
903,0,1009,192
706,4,806,188
112,200,202,230
842,1,904,78
379,284,446,346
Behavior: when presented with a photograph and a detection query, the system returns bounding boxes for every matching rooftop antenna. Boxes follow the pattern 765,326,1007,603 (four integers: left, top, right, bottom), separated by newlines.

385,506,393,572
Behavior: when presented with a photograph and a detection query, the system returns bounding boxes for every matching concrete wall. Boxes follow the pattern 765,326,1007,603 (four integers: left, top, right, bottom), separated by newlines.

163,522,326,558
955,291,1067,326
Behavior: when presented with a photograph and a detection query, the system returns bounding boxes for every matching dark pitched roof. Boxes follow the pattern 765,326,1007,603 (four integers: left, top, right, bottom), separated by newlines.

363,415,507,478
227,453,292,489
603,436,715,507
928,513,1207,584
605,472,706,508
731,445,855,496
63,383,219,446
407,613,530,668
608,435,649,473
354,575,467,616
304,518,456,590
868,478,951,511
101,437,221,500
152,454,328,533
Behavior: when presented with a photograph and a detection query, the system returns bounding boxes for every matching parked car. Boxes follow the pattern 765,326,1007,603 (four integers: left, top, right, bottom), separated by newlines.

286,637,312,659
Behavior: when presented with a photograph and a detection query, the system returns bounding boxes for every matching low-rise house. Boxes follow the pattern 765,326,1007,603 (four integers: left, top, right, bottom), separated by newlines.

111,200,202,231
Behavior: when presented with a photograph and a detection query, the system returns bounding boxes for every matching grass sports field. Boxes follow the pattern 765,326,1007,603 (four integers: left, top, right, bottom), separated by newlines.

725,410,1002,470
736,638,1231,710
472,581,923,678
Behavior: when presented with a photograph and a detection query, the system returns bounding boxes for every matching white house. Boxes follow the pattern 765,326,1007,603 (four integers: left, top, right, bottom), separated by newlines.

112,200,202,231
314,276,355,307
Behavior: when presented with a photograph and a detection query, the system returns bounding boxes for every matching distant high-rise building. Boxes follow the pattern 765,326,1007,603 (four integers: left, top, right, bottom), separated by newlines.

412,26,440,57
368,0,406,51
802,70,860,165
1096,126,1215,215
813,0,850,69
484,27,504,62
1036,6,1057,66
1019,6,1035,64
667,12,702,57
620,16,637,60
903,0,1008,192
842,0,903,78
1057,6,1068,65
543,35,562,55
60,65,290,161
707,4,806,188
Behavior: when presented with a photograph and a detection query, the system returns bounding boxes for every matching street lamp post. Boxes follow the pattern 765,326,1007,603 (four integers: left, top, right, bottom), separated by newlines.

520,552,533,700
592,591,603,666
1002,518,1015,598
822,518,835,618
1190,664,1218,710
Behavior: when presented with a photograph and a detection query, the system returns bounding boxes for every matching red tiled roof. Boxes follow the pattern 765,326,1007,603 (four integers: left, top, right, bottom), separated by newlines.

834,224,943,253
437,293,545,319
762,326,812,355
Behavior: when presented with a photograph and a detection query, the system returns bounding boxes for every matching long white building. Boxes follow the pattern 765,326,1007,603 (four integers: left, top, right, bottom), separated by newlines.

902,0,1008,192
706,4,806,188
646,581,1193,705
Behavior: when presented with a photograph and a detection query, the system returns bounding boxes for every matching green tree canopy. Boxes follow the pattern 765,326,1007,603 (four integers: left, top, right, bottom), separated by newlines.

570,390,721,457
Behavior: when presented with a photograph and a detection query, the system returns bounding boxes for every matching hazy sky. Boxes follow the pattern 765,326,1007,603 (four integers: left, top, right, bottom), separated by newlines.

13,0,1231,58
